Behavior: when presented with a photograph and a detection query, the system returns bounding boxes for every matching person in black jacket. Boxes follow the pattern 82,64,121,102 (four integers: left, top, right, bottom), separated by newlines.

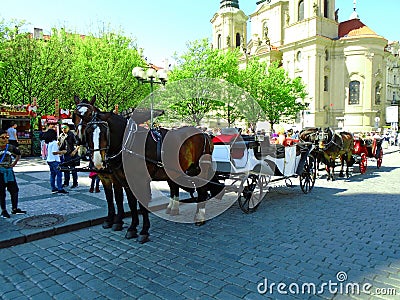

59,124,79,188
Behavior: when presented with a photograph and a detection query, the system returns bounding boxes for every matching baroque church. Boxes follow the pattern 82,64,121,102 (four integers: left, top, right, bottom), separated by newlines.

211,0,398,132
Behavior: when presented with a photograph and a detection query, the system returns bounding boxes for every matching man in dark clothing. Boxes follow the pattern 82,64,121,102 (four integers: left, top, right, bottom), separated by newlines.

0,129,26,218
59,124,79,188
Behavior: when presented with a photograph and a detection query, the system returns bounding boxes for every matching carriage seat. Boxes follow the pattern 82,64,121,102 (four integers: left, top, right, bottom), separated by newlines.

212,132,257,159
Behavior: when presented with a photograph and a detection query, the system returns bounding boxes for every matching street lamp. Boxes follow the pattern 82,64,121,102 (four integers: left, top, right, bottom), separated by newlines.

132,66,168,128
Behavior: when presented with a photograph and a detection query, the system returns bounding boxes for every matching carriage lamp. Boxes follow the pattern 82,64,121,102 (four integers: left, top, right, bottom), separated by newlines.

132,66,168,128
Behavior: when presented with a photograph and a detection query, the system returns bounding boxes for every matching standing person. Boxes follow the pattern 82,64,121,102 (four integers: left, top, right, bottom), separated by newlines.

89,171,101,193
45,129,68,194
0,129,26,218
7,123,19,147
59,124,79,188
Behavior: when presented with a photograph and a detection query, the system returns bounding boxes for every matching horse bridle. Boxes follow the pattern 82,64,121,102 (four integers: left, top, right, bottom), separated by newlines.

319,128,343,150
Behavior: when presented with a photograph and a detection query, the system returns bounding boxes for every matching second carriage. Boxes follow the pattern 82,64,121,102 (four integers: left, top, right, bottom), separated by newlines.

353,137,383,174
211,129,317,213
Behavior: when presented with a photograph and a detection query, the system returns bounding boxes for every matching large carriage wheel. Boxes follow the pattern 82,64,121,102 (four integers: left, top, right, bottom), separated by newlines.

238,174,269,214
359,153,367,174
299,155,316,194
377,149,383,169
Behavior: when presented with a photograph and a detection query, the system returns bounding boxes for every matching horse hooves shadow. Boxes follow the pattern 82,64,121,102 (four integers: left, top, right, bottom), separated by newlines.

112,223,124,231
137,234,150,244
125,229,138,239
102,220,113,229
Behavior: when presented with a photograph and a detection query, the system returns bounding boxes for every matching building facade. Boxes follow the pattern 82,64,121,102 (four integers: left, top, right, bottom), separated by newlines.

211,0,396,132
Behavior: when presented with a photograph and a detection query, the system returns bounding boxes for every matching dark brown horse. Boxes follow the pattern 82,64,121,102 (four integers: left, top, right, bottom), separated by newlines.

318,128,355,180
74,96,222,241
73,96,148,242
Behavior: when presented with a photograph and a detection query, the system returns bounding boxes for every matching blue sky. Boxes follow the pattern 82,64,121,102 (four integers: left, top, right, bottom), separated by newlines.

0,0,398,66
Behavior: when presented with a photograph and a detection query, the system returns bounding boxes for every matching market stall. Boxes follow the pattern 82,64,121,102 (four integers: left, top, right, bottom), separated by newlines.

0,104,37,156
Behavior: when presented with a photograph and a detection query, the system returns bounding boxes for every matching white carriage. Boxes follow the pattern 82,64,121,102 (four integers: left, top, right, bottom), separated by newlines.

211,129,316,213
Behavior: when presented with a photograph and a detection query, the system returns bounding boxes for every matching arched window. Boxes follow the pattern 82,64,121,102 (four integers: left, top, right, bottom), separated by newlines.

349,80,360,105
236,33,241,48
217,34,222,49
324,76,329,91
324,0,329,18
325,50,329,61
298,0,305,21
375,83,381,105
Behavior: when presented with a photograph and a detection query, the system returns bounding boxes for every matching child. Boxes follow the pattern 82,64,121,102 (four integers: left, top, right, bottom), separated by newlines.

89,171,100,193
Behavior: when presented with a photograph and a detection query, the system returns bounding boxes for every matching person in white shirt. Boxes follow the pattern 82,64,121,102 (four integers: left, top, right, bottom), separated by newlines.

44,129,68,194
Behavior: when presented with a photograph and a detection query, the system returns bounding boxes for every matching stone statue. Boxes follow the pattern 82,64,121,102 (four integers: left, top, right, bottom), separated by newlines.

226,35,230,46
263,23,269,40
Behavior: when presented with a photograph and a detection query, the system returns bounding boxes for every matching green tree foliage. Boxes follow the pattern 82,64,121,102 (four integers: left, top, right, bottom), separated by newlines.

0,20,145,116
237,59,307,130
166,39,242,126
70,29,145,111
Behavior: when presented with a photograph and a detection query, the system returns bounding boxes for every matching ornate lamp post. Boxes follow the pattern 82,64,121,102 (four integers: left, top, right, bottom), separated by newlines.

132,66,168,128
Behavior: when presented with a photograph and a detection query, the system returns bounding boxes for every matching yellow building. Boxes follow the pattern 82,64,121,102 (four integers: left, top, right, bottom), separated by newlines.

211,0,393,132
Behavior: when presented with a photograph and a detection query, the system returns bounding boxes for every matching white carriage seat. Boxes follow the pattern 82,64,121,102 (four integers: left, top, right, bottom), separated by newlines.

264,145,300,176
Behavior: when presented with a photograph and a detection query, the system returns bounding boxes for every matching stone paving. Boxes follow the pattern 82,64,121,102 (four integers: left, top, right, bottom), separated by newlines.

0,148,400,299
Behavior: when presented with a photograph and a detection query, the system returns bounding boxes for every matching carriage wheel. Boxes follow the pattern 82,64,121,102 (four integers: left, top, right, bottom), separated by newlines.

300,155,316,194
359,153,367,174
377,149,383,169
238,174,269,214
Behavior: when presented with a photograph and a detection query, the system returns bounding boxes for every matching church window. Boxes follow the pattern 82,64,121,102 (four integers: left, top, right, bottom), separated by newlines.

375,83,381,105
296,51,302,61
349,80,360,105
298,0,305,21
325,50,329,61
217,34,222,49
324,76,329,91
236,33,241,48
324,0,329,18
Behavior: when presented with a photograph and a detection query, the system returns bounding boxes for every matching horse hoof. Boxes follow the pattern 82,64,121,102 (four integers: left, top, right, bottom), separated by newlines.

102,221,113,229
165,207,171,214
125,229,138,239
195,220,206,226
112,223,123,231
137,235,150,244
170,209,179,216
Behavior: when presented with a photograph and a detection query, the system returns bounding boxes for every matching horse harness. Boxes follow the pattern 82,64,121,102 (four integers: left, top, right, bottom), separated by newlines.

123,119,211,172
319,128,344,151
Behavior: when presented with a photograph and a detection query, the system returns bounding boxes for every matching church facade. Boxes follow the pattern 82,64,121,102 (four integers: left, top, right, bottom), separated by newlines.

211,0,397,132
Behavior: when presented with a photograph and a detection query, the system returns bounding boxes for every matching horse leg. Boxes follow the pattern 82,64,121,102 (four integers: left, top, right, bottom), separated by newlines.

136,181,151,244
166,180,179,216
101,181,115,229
124,187,139,239
194,188,208,226
111,184,124,231
137,202,150,244
339,156,345,178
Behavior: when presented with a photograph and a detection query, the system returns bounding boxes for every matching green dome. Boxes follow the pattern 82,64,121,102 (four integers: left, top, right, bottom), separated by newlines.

220,0,239,9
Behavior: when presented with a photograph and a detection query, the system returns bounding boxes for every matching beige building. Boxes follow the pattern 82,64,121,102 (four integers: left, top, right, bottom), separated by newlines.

211,0,396,132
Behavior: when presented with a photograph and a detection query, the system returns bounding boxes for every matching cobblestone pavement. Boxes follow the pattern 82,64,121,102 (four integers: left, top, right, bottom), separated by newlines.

1,148,400,299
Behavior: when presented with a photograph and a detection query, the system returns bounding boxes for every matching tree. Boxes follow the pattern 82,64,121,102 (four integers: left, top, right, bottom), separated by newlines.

69,28,145,112
238,59,307,130
166,39,242,126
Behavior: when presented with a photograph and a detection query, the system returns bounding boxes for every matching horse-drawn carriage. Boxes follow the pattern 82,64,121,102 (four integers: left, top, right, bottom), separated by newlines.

211,129,316,213
353,137,383,174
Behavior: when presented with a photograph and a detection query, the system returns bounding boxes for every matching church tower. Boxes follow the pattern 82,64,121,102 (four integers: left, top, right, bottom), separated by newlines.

210,0,248,51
